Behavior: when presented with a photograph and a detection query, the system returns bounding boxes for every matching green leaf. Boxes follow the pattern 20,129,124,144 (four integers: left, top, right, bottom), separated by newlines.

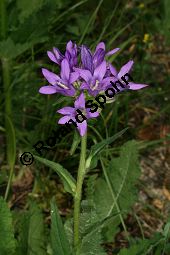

17,201,46,255
34,155,76,196
94,140,140,218
163,220,170,238
118,234,164,255
0,197,16,255
85,128,128,170
70,130,80,155
92,140,140,241
17,0,45,22
64,199,107,255
0,38,30,59
50,198,72,255
118,239,151,255
80,230,107,255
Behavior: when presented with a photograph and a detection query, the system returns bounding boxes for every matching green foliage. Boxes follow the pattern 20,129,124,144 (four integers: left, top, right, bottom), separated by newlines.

85,128,128,170
34,155,76,196
0,37,42,59
65,141,140,253
17,0,45,21
118,238,156,255
80,230,107,255
50,198,72,255
70,130,81,155
16,201,46,255
81,140,140,243
0,197,16,255
118,231,170,255
78,199,108,255
93,140,140,220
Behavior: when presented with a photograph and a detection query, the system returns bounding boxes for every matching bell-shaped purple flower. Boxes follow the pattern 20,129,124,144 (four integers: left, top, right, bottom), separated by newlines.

47,41,78,70
109,60,148,91
39,58,79,96
80,42,120,73
57,93,99,136
76,61,114,96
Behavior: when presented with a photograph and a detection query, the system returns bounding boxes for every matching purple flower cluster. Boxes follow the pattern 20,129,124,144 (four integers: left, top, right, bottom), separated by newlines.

39,41,148,136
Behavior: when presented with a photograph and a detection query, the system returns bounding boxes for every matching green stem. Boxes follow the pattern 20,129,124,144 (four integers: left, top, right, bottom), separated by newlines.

73,133,87,254
100,158,130,242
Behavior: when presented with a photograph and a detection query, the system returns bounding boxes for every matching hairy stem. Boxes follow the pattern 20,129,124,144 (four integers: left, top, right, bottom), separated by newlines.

73,133,87,254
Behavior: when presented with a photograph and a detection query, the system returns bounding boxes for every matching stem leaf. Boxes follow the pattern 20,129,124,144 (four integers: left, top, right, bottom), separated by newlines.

50,198,72,255
0,197,16,255
34,155,76,196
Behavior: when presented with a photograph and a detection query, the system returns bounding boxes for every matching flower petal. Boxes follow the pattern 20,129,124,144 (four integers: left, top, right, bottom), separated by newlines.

75,68,92,83
109,63,118,76
87,109,100,118
42,68,60,85
39,85,57,94
70,72,79,83
95,42,105,52
58,116,72,124
47,51,58,64
74,93,85,109
106,48,120,56
77,121,87,136
53,47,64,60
81,45,93,73
57,107,75,115
61,59,70,81
80,82,89,90
129,82,148,90
66,40,73,52
93,48,105,68
102,77,118,90
94,60,106,80
118,60,134,80
64,86,76,96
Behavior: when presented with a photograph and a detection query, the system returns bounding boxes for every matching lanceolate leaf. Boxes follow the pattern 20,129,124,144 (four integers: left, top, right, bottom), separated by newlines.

50,198,72,255
85,127,128,170
34,155,76,196
0,197,16,255
17,201,46,255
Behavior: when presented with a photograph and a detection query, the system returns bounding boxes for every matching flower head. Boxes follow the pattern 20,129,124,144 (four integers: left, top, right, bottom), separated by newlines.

40,41,148,136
